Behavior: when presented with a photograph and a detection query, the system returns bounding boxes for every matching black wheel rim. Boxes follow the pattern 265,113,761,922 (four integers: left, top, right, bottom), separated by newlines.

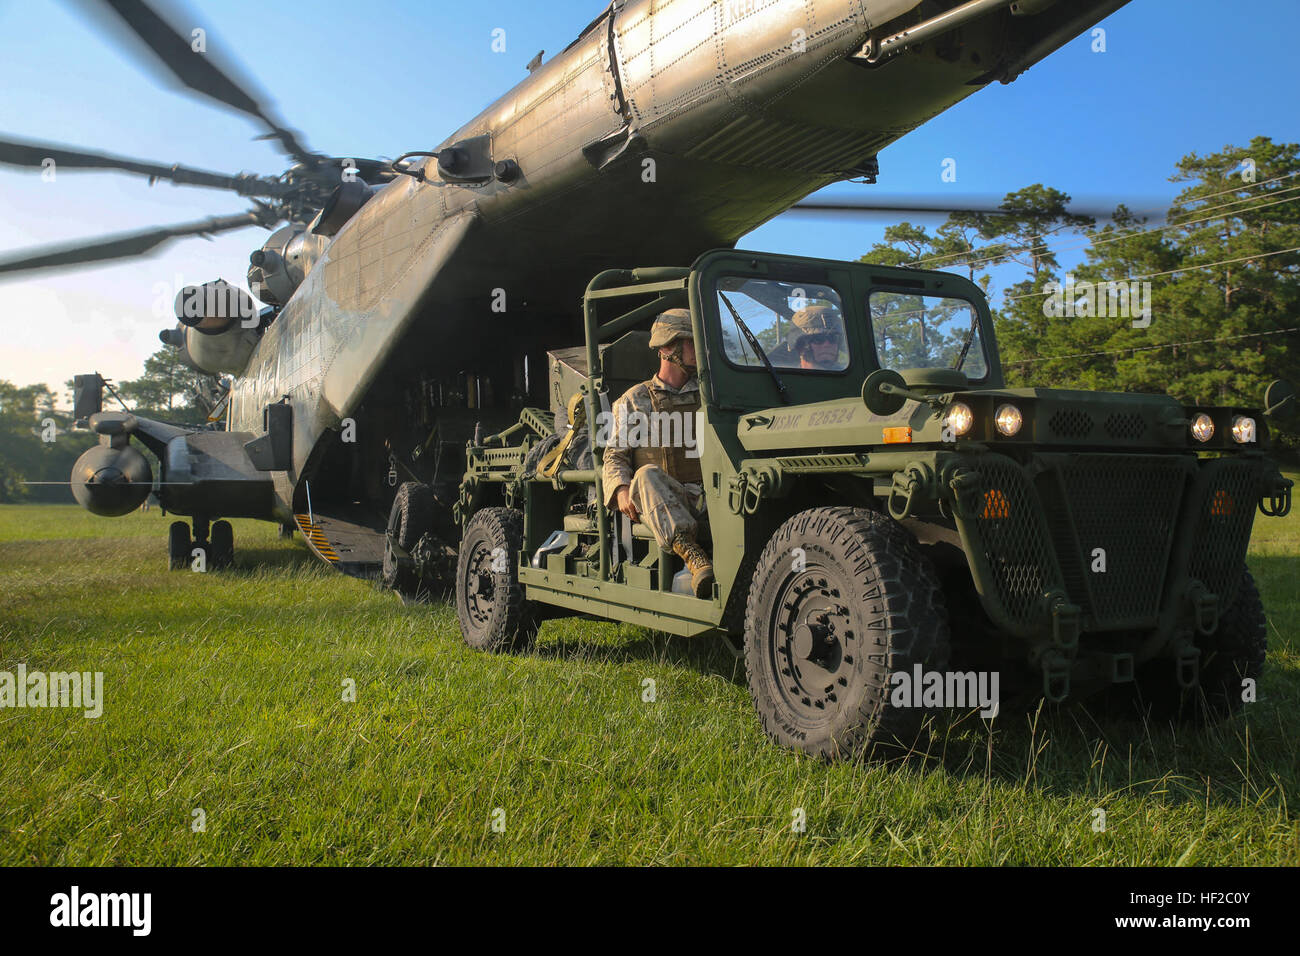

462,536,498,628
768,563,856,721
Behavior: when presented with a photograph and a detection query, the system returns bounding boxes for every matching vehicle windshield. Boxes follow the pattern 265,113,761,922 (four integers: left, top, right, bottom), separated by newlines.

867,290,987,379
716,277,849,373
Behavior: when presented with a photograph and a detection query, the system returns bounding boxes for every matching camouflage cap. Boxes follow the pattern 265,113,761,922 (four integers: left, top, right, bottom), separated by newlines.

789,304,842,349
649,309,693,349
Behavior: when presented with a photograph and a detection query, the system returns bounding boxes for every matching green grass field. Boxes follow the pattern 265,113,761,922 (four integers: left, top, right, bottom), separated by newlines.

1,485,1297,866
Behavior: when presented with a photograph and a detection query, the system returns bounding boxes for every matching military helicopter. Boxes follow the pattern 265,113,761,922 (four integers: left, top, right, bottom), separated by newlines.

0,0,1130,582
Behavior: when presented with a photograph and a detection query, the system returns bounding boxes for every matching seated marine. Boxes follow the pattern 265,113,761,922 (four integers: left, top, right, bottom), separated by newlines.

788,304,845,370
601,309,714,599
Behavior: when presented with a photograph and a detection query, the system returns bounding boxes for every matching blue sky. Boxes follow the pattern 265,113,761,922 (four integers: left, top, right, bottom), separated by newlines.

0,0,1296,393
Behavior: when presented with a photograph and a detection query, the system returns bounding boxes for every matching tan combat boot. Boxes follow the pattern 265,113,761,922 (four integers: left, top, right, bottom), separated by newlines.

672,532,714,599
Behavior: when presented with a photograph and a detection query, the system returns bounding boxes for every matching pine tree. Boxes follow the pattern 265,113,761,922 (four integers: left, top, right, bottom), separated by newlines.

118,346,225,424
857,143,1300,455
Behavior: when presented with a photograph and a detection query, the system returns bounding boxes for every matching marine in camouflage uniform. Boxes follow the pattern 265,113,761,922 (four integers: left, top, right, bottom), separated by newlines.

601,309,714,598
787,303,845,370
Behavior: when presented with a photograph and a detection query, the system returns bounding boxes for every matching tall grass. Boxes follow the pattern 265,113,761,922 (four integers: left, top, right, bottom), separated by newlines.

0,490,1295,865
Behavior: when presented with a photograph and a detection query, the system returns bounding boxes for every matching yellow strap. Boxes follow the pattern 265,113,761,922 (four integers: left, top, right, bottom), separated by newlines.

538,393,586,478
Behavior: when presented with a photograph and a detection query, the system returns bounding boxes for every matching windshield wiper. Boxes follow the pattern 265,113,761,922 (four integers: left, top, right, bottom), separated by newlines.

953,312,979,372
719,292,791,406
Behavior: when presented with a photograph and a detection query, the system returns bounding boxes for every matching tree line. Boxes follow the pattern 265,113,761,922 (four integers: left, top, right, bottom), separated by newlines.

0,352,220,503
860,135,1299,455
2,136,1296,502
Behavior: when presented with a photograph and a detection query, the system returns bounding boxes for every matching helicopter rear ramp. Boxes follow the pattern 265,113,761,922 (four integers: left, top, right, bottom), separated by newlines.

294,509,386,578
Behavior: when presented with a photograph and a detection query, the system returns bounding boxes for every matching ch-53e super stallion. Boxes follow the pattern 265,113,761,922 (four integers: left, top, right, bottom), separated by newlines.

6,0,1293,757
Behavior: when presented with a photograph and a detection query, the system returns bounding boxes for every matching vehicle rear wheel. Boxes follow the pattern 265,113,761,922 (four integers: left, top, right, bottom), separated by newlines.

383,482,434,595
455,507,537,652
744,507,952,761
168,521,191,571
209,520,234,570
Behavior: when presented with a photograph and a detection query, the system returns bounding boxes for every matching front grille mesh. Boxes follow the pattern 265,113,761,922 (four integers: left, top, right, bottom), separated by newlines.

1189,460,1260,609
1055,456,1189,626
968,457,1059,626
961,453,1252,634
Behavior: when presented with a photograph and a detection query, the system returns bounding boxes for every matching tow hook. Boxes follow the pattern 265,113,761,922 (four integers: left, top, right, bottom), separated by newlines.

1189,583,1219,635
1260,472,1292,517
743,472,767,514
1041,654,1070,703
1047,591,1080,655
729,466,783,516
1036,592,1080,702
887,462,933,521
946,468,983,520
727,473,747,515
1176,645,1201,689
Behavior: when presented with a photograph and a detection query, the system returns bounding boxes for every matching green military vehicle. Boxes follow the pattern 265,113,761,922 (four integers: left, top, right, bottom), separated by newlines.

447,249,1295,760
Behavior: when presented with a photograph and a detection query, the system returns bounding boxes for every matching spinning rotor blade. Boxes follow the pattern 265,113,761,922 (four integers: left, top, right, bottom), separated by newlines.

0,135,285,197
787,196,1157,222
0,211,267,277
85,0,318,166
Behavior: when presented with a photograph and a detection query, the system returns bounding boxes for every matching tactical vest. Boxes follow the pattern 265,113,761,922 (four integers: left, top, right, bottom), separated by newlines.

628,382,703,486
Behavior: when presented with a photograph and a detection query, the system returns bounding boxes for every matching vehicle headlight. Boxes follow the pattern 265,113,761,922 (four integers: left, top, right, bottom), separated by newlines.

1191,412,1215,443
944,402,974,438
1231,415,1256,444
995,404,1023,437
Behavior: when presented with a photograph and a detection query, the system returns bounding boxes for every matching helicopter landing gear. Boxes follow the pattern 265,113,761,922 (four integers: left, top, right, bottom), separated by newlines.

209,520,234,570
168,521,190,571
167,516,233,571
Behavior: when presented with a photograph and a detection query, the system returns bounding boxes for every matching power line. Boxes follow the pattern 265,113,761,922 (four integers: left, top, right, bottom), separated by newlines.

1007,326,1299,366
1002,244,1300,302
906,174,1300,271
1166,169,1300,211
1168,182,1300,223
1157,169,1300,218
912,187,1300,273
908,171,1300,269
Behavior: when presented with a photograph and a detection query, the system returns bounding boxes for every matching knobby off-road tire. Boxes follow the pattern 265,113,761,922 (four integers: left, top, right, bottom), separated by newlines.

1129,569,1267,724
383,481,434,595
522,433,562,477
744,507,952,761
455,507,538,653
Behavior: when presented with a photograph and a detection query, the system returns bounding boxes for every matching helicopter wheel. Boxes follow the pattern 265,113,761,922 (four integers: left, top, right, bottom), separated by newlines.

168,521,191,572
209,520,234,570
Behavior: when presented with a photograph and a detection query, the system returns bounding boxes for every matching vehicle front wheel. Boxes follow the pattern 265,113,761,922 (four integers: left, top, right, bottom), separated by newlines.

744,507,952,761
455,507,537,653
